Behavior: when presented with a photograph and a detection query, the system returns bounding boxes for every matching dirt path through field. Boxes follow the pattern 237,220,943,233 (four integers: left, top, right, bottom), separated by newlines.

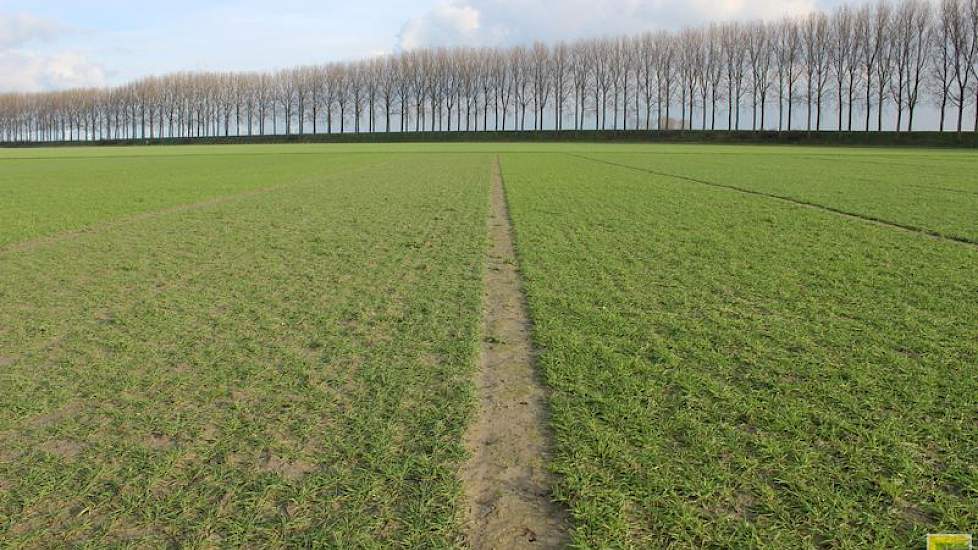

461,156,568,549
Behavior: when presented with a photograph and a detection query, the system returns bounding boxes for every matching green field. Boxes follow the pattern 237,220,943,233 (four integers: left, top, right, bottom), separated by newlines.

1,143,976,548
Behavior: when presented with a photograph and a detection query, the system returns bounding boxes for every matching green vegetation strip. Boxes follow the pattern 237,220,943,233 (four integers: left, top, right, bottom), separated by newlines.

0,152,490,546
501,153,978,548
582,148,978,244
0,149,386,248
568,153,978,248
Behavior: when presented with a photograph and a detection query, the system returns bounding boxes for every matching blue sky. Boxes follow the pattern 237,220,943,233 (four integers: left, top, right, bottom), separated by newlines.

0,0,847,92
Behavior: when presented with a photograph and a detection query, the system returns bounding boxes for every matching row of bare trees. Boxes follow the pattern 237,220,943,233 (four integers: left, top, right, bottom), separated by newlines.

2,0,976,143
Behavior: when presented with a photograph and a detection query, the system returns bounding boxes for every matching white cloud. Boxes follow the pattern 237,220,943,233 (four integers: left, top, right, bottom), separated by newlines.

397,0,821,50
0,13,105,91
399,3,482,50
0,12,63,49
688,0,815,20
0,50,106,92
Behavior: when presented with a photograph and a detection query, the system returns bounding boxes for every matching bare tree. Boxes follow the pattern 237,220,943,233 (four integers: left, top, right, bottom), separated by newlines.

476,49,494,131
377,57,398,132
510,46,532,131
831,6,855,131
679,29,702,130
590,40,615,130
620,36,640,130
890,0,932,131
331,64,350,133
530,42,553,131
655,32,677,129
693,29,712,130
857,4,881,130
945,0,978,131
705,25,725,130
906,1,933,131
972,0,978,130
747,22,773,130
874,2,896,130
458,49,477,131
408,51,427,131
722,23,748,130
0,0,963,143
552,42,570,131
931,4,953,131
494,50,514,131
803,12,832,131
775,18,802,130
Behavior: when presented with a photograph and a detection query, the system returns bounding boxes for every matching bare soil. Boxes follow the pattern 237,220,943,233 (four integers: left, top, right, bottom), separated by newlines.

259,450,317,481
460,156,568,549
40,439,83,460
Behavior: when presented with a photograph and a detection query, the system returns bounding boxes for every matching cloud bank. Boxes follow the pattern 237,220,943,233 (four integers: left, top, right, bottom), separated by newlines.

398,0,818,50
0,12,62,49
0,0,839,91
0,12,105,92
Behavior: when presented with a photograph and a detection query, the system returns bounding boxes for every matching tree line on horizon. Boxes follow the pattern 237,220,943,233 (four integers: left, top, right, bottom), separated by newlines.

1,0,976,143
